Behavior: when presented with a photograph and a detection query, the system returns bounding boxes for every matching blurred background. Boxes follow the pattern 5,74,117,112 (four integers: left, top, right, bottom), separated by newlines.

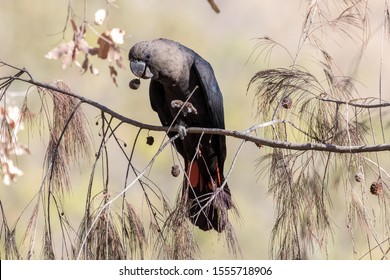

0,0,389,259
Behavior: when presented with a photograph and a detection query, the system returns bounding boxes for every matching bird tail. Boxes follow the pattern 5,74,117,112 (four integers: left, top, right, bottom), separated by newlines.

185,159,232,232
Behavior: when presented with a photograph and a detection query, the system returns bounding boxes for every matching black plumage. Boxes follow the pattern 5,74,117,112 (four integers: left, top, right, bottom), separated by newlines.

129,38,232,232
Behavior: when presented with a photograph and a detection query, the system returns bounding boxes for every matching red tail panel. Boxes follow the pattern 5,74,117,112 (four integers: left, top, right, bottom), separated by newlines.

187,160,200,189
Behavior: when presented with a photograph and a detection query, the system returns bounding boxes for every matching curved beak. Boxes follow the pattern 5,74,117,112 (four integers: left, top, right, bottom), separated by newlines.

130,60,154,79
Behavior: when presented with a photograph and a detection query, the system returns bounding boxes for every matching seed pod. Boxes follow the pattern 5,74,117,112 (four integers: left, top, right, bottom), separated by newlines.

171,165,180,177
355,172,364,182
370,181,383,196
146,136,154,146
281,96,292,109
129,78,141,90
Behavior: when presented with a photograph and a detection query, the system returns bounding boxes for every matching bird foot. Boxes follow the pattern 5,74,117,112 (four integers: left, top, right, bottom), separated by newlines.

171,100,198,116
175,124,187,140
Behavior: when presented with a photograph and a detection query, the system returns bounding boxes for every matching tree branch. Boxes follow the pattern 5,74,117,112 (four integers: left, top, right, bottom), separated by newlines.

7,76,390,154
318,96,390,109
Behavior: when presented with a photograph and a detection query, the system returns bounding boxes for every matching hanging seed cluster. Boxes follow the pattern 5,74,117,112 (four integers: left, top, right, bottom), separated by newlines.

171,165,180,177
129,78,141,90
370,181,383,196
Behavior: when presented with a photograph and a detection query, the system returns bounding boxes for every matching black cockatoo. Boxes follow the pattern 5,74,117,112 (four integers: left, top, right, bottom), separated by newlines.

129,38,232,232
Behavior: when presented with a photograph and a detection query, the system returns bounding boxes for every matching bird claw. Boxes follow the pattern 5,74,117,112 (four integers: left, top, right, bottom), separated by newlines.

171,100,198,117
171,100,184,109
175,124,187,139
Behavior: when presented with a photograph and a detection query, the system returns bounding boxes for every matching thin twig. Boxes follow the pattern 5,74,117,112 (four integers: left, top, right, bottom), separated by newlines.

318,96,390,108
207,0,220,13
76,134,180,259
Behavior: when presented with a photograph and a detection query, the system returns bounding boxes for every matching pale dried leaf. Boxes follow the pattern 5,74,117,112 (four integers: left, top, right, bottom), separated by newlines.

1,159,23,185
110,28,125,45
9,144,30,156
75,37,91,54
45,41,73,60
6,106,23,133
107,47,124,68
45,41,76,69
94,9,107,25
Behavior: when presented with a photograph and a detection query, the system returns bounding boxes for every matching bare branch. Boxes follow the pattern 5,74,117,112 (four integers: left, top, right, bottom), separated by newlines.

318,96,390,109
6,75,390,154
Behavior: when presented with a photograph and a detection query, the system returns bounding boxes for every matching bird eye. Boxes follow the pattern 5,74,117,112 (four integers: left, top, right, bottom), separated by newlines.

146,54,151,59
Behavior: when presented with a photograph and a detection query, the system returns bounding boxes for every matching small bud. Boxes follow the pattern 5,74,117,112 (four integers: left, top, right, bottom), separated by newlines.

171,165,180,177
146,136,154,146
129,78,141,90
281,96,292,109
355,172,364,182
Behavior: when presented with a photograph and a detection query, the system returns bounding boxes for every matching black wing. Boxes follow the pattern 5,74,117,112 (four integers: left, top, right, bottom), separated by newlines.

193,57,225,130
192,56,227,165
